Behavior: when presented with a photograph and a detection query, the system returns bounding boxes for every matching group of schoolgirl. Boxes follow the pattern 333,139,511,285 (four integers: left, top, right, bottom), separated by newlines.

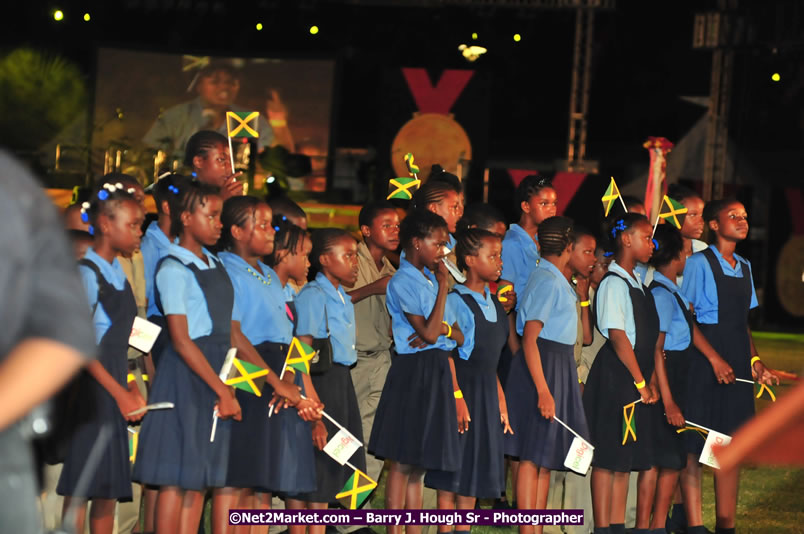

53,133,776,534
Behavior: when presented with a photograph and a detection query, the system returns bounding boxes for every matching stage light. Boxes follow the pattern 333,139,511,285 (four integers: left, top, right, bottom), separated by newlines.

771,73,781,82
83,13,90,21
471,32,478,40
513,33,521,42
53,9,64,21
256,22,263,31
309,25,319,35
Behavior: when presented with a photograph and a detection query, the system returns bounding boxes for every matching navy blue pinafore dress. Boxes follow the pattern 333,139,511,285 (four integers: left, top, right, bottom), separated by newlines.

425,292,509,498
57,259,137,500
132,255,235,490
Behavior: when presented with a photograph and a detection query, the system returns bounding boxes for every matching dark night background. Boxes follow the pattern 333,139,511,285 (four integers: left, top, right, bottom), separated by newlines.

1,0,802,327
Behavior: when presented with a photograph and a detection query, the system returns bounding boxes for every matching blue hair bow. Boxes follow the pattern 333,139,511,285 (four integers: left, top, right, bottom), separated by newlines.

652,238,659,250
168,185,179,194
98,190,109,201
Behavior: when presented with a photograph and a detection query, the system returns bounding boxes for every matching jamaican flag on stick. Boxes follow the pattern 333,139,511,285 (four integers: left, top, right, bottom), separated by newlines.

336,463,377,509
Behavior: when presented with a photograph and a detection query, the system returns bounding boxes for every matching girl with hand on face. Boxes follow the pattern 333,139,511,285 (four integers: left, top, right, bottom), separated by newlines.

185,130,244,200
369,210,466,534
582,213,662,534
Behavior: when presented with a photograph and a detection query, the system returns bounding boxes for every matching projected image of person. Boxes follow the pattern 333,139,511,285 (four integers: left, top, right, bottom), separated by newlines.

143,61,295,162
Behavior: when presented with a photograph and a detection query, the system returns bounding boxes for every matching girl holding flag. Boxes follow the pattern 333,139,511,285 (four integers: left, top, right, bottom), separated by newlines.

503,216,590,534
679,198,778,534
582,213,660,534
293,228,367,532
216,197,321,531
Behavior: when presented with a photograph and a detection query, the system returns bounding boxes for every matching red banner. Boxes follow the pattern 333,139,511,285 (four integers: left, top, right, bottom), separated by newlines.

401,68,474,114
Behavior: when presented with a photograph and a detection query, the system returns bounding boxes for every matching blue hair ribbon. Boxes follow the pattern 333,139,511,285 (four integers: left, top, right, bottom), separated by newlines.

98,190,109,201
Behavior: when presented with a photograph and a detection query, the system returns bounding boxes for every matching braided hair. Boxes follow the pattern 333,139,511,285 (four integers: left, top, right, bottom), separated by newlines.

410,165,461,212
649,224,684,269
80,180,140,236
457,203,505,234
308,228,355,281
515,175,554,213
602,212,649,254
667,183,701,204
169,179,221,237
216,196,262,252
268,195,307,226
454,228,498,272
537,216,575,256
184,130,228,168
153,173,191,217
265,214,307,268
399,209,448,252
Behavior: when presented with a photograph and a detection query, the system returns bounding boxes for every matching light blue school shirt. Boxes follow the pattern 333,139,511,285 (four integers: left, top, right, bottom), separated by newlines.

651,271,692,351
220,252,293,345
680,245,758,325
80,248,128,343
155,244,241,339
386,258,458,354
500,224,540,306
596,261,644,348
140,221,174,318
516,259,578,344
295,272,357,366
449,285,497,361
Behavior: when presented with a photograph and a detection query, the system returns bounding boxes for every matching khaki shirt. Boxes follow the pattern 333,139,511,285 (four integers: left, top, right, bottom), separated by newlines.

119,250,147,360
344,241,396,353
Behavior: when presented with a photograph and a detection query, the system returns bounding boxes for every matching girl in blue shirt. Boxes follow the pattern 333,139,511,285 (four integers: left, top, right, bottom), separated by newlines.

217,198,320,518
58,182,146,534
369,210,466,534
582,213,661,534
679,199,778,534
293,228,367,526
132,181,256,534
424,228,512,532
504,216,591,534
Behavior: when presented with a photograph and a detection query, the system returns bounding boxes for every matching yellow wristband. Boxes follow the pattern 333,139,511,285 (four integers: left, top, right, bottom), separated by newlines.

580,300,591,307
442,321,452,339
634,379,646,390
141,374,149,382
127,373,136,384
454,390,463,399
750,356,761,367
286,367,296,375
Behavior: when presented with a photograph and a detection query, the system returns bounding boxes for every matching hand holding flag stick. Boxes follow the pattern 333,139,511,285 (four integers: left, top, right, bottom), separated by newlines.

226,111,260,174
268,337,320,418
735,378,777,402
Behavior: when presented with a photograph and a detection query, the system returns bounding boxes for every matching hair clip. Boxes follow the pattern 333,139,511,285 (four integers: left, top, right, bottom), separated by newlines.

79,201,90,222
652,238,659,250
98,189,109,201
273,226,280,231
168,185,179,194
191,171,197,177
603,251,614,257
115,182,123,189
88,225,94,235
127,187,136,194
281,215,287,221
611,218,627,238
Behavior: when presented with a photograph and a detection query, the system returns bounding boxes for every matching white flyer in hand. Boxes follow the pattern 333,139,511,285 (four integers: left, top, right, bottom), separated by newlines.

699,430,732,469
129,316,162,353
564,436,595,475
323,427,362,466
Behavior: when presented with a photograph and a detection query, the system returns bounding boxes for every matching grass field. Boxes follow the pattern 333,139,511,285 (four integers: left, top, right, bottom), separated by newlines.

204,333,803,533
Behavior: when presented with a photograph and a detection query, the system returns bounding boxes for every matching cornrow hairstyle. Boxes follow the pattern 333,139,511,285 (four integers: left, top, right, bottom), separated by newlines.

667,183,701,204
308,227,354,281
359,201,397,229
169,179,221,237
153,173,191,216
455,228,498,272
515,174,554,213
82,180,140,235
216,196,262,252
428,164,462,192
537,216,575,257
267,195,307,223
399,209,448,252
265,214,307,268
649,224,684,269
603,212,649,254
457,203,506,234
410,179,457,212
703,197,739,224
184,130,228,168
